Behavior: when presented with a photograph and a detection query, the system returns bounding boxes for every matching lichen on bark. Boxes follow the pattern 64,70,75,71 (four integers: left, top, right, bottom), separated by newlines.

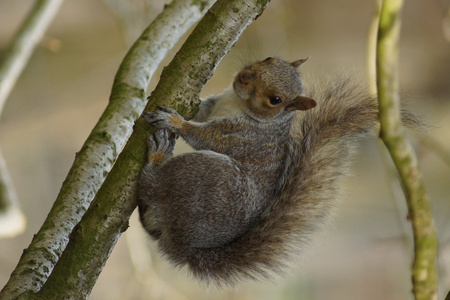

14,0,271,299
0,0,215,299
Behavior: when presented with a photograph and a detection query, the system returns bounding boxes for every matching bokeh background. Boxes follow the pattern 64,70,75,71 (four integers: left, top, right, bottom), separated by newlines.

1,0,449,299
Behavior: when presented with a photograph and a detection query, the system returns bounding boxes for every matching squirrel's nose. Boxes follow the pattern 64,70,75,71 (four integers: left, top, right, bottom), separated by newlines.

237,69,256,85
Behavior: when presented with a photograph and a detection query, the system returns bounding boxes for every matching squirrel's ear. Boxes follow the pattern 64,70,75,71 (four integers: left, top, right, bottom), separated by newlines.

285,96,316,111
291,57,310,68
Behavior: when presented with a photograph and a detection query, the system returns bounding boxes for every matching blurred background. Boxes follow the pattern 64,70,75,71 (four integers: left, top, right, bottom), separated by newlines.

0,0,449,299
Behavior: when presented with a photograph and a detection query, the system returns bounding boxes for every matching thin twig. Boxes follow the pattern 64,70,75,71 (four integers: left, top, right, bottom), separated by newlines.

0,146,26,238
0,0,63,241
0,0,64,113
367,0,382,95
376,0,438,299
421,135,450,167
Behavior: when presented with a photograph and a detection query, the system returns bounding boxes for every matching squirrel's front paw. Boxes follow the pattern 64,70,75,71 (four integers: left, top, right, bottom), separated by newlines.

144,107,185,132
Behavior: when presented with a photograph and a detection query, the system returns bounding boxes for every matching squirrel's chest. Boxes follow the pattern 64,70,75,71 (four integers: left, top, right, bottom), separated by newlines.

207,92,244,121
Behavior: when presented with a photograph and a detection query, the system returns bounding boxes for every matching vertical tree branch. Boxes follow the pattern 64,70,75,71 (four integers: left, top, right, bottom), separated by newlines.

31,0,270,298
376,0,438,299
0,1,215,299
0,0,64,112
421,136,450,167
367,0,381,95
0,146,26,238
0,0,63,240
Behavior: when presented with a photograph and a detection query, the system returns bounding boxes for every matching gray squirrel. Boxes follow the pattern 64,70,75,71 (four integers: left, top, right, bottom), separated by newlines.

137,57,420,286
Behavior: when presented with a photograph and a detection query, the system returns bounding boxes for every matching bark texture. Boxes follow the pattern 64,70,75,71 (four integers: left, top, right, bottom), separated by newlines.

0,0,214,298
376,0,438,299
16,0,270,299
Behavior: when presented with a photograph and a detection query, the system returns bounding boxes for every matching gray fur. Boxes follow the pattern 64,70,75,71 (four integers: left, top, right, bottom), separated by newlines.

137,58,420,286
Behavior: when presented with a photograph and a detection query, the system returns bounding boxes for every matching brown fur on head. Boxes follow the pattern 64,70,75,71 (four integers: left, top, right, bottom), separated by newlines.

233,57,316,120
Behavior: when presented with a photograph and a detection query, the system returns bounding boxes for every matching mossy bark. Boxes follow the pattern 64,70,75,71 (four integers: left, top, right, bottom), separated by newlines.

10,0,271,299
0,0,215,299
376,0,438,299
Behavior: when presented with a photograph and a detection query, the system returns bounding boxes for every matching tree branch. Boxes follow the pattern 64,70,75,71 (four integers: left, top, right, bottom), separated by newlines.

0,0,64,113
421,135,450,167
31,0,271,298
366,0,381,95
0,0,214,298
0,0,63,241
0,146,26,239
376,0,438,299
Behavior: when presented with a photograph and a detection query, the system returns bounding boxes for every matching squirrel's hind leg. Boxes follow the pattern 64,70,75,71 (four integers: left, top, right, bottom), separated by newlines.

146,129,177,165
138,129,177,239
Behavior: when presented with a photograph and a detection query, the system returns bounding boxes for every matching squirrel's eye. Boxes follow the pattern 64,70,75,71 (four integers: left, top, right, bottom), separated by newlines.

263,57,273,62
269,96,282,105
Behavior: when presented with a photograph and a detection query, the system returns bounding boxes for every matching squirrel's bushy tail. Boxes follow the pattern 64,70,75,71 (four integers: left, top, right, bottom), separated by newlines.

160,76,420,287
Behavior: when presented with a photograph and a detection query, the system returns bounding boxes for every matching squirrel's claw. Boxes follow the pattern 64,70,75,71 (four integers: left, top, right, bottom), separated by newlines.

144,108,184,133
152,129,177,155
144,110,170,129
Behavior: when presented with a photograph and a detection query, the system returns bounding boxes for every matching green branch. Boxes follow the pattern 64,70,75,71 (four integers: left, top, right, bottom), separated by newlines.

376,0,438,299
0,0,215,298
29,0,271,298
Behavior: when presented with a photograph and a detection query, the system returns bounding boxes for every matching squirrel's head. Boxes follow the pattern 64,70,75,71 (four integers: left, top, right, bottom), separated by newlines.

233,57,316,120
